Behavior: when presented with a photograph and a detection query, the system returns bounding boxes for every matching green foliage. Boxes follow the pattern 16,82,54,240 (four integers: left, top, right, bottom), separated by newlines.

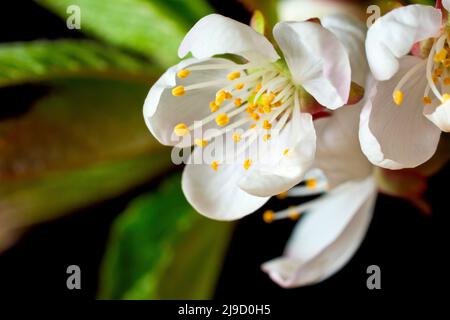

99,176,234,300
0,40,158,87
36,0,212,67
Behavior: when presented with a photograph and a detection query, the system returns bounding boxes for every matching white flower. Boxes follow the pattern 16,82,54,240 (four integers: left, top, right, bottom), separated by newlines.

144,13,365,220
363,3,450,170
262,95,377,288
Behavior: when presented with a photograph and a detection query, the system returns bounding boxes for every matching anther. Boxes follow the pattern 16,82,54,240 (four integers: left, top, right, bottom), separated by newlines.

306,179,317,189
276,191,288,200
211,161,219,171
210,101,219,112
262,120,272,130
423,96,432,105
172,85,185,96
234,98,242,107
288,210,301,221
235,83,245,90
263,210,274,223
434,48,447,63
232,133,241,143
442,93,450,103
173,123,189,136
215,114,230,126
243,159,252,170
393,90,403,106
263,134,271,141
194,139,208,147
283,149,289,156
177,69,190,79
227,71,241,81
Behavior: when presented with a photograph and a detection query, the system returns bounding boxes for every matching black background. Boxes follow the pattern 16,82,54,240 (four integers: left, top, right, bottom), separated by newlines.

0,0,448,303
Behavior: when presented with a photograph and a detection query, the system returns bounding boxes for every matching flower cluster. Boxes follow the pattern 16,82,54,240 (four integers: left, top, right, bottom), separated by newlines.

143,2,449,288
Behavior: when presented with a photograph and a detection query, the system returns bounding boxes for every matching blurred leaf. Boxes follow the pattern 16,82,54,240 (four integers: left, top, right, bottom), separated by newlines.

0,79,157,180
99,175,233,300
0,153,171,252
36,0,211,66
0,78,173,249
0,40,159,87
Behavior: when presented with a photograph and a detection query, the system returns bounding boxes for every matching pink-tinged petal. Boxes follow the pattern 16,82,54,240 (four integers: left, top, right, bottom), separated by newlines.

178,14,279,63
273,21,351,109
359,56,441,169
321,14,368,87
143,58,235,146
424,100,450,132
366,5,442,81
262,177,377,288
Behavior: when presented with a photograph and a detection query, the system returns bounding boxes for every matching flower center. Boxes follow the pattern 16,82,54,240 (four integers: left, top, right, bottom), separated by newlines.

393,31,450,106
171,60,299,171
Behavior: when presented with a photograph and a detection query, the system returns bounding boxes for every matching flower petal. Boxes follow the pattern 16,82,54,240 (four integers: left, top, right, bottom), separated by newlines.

178,14,280,63
238,110,316,197
444,0,450,12
261,177,377,288
273,21,351,109
182,144,269,221
366,5,442,81
424,100,450,132
315,103,372,188
143,58,235,146
359,56,441,169
321,14,368,87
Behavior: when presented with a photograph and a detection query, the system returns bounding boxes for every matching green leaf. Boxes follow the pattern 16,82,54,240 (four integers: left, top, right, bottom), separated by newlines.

0,40,159,87
36,0,211,66
0,79,172,250
250,10,266,35
99,175,233,300
240,0,279,37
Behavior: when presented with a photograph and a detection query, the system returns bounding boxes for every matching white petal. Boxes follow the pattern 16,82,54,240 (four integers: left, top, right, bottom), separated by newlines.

366,5,442,81
321,14,368,87
359,56,441,169
178,14,279,63
424,100,450,132
444,0,450,12
278,0,360,21
262,177,377,288
143,58,235,146
182,145,269,221
274,21,351,109
238,111,316,197
315,103,372,188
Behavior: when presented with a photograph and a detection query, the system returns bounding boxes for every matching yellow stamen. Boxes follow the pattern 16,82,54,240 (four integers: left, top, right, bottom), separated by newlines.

177,69,190,79
173,123,189,136
243,159,252,170
306,179,317,189
263,210,274,224
251,113,260,121
263,105,272,114
215,90,226,105
210,101,219,113
227,71,241,81
234,98,242,107
215,114,230,126
442,93,450,103
393,90,403,106
434,68,443,77
283,149,289,156
444,59,450,68
232,133,241,143
288,210,301,221
273,101,282,107
225,91,233,100
211,161,219,171
249,124,256,129
246,105,256,114
263,134,271,141
423,96,432,105
254,83,262,93
194,139,208,147
262,120,272,130
276,191,288,200
434,48,447,63
444,78,450,85
235,83,245,90
262,92,276,106
172,85,185,96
